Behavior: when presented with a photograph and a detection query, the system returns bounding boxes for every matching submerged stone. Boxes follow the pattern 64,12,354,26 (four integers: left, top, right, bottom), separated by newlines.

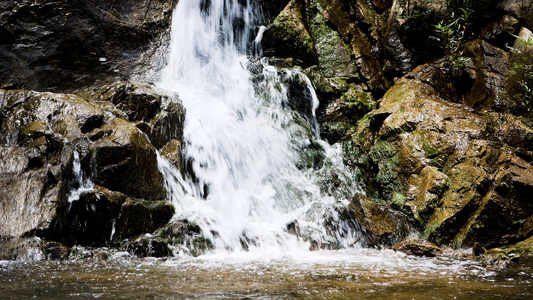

392,239,443,257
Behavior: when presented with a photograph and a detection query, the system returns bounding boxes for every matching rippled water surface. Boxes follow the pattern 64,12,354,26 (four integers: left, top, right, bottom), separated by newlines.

2,249,532,299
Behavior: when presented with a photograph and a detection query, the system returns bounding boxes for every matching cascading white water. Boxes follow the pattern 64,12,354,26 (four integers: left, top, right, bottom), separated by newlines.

157,0,362,253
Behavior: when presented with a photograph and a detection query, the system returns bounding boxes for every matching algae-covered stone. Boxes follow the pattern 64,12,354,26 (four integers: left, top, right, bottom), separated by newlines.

324,88,376,124
306,0,359,78
360,141,402,200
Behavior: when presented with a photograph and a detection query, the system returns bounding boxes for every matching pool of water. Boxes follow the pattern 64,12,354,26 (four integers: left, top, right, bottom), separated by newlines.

1,249,532,299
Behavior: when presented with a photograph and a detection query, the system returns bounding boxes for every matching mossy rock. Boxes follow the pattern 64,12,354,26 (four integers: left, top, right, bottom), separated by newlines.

360,141,403,200
262,0,317,67
113,199,175,242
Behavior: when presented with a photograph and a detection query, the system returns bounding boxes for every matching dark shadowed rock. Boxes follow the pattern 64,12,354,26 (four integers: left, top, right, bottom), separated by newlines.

125,235,172,258
64,187,174,247
113,199,175,241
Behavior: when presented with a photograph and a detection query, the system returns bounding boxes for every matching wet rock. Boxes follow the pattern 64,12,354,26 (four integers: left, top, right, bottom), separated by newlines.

306,0,359,79
406,166,450,223
0,237,45,261
0,145,70,238
65,187,174,246
113,199,174,242
65,188,127,246
453,154,533,248
160,139,183,171
154,219,213,257
346,193,397,246
0,89,105,142
392,239,443,257
85,81,185,149
125,235,171,258
464,40,509,111
473,242,487,256
359,141,402,200
346,61,533,249
86,118,165,200
262,0,317,67
44,241,71,260
322,87,375,142
0,0,177,92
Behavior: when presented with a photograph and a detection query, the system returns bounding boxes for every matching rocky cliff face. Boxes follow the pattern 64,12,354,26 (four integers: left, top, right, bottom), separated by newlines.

0,0,176,92
263,0,533,256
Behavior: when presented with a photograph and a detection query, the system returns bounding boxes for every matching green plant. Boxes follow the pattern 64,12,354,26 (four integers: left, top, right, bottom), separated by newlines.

399,0,433,20
508,35,533,114
431,0,473,73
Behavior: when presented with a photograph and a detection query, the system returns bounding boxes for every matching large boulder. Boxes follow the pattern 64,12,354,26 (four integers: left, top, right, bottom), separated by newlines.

85,117,166,200
83,81,185,150
0,89,104,238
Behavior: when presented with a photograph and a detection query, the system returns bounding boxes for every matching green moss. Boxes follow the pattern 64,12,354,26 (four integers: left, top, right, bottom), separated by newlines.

392,192,407,208
423,141,440,158
421,221,441,240
364,141,403,199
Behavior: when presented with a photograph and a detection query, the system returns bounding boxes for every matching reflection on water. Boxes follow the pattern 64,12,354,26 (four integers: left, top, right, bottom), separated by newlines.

1,249,532,299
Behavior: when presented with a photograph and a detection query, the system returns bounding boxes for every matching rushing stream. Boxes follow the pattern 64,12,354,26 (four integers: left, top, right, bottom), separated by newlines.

2,0,533,298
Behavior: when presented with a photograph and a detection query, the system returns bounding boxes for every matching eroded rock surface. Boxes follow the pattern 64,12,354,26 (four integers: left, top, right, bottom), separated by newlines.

0,82,183,258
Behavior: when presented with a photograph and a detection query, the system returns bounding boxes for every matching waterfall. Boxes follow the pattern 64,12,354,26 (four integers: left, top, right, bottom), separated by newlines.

157,0,362,253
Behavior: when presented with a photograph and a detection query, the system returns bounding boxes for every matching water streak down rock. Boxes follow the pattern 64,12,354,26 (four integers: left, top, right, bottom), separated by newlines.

0,81,183,256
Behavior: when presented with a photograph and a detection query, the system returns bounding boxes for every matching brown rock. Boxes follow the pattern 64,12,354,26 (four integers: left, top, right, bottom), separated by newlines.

392,239,443,257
